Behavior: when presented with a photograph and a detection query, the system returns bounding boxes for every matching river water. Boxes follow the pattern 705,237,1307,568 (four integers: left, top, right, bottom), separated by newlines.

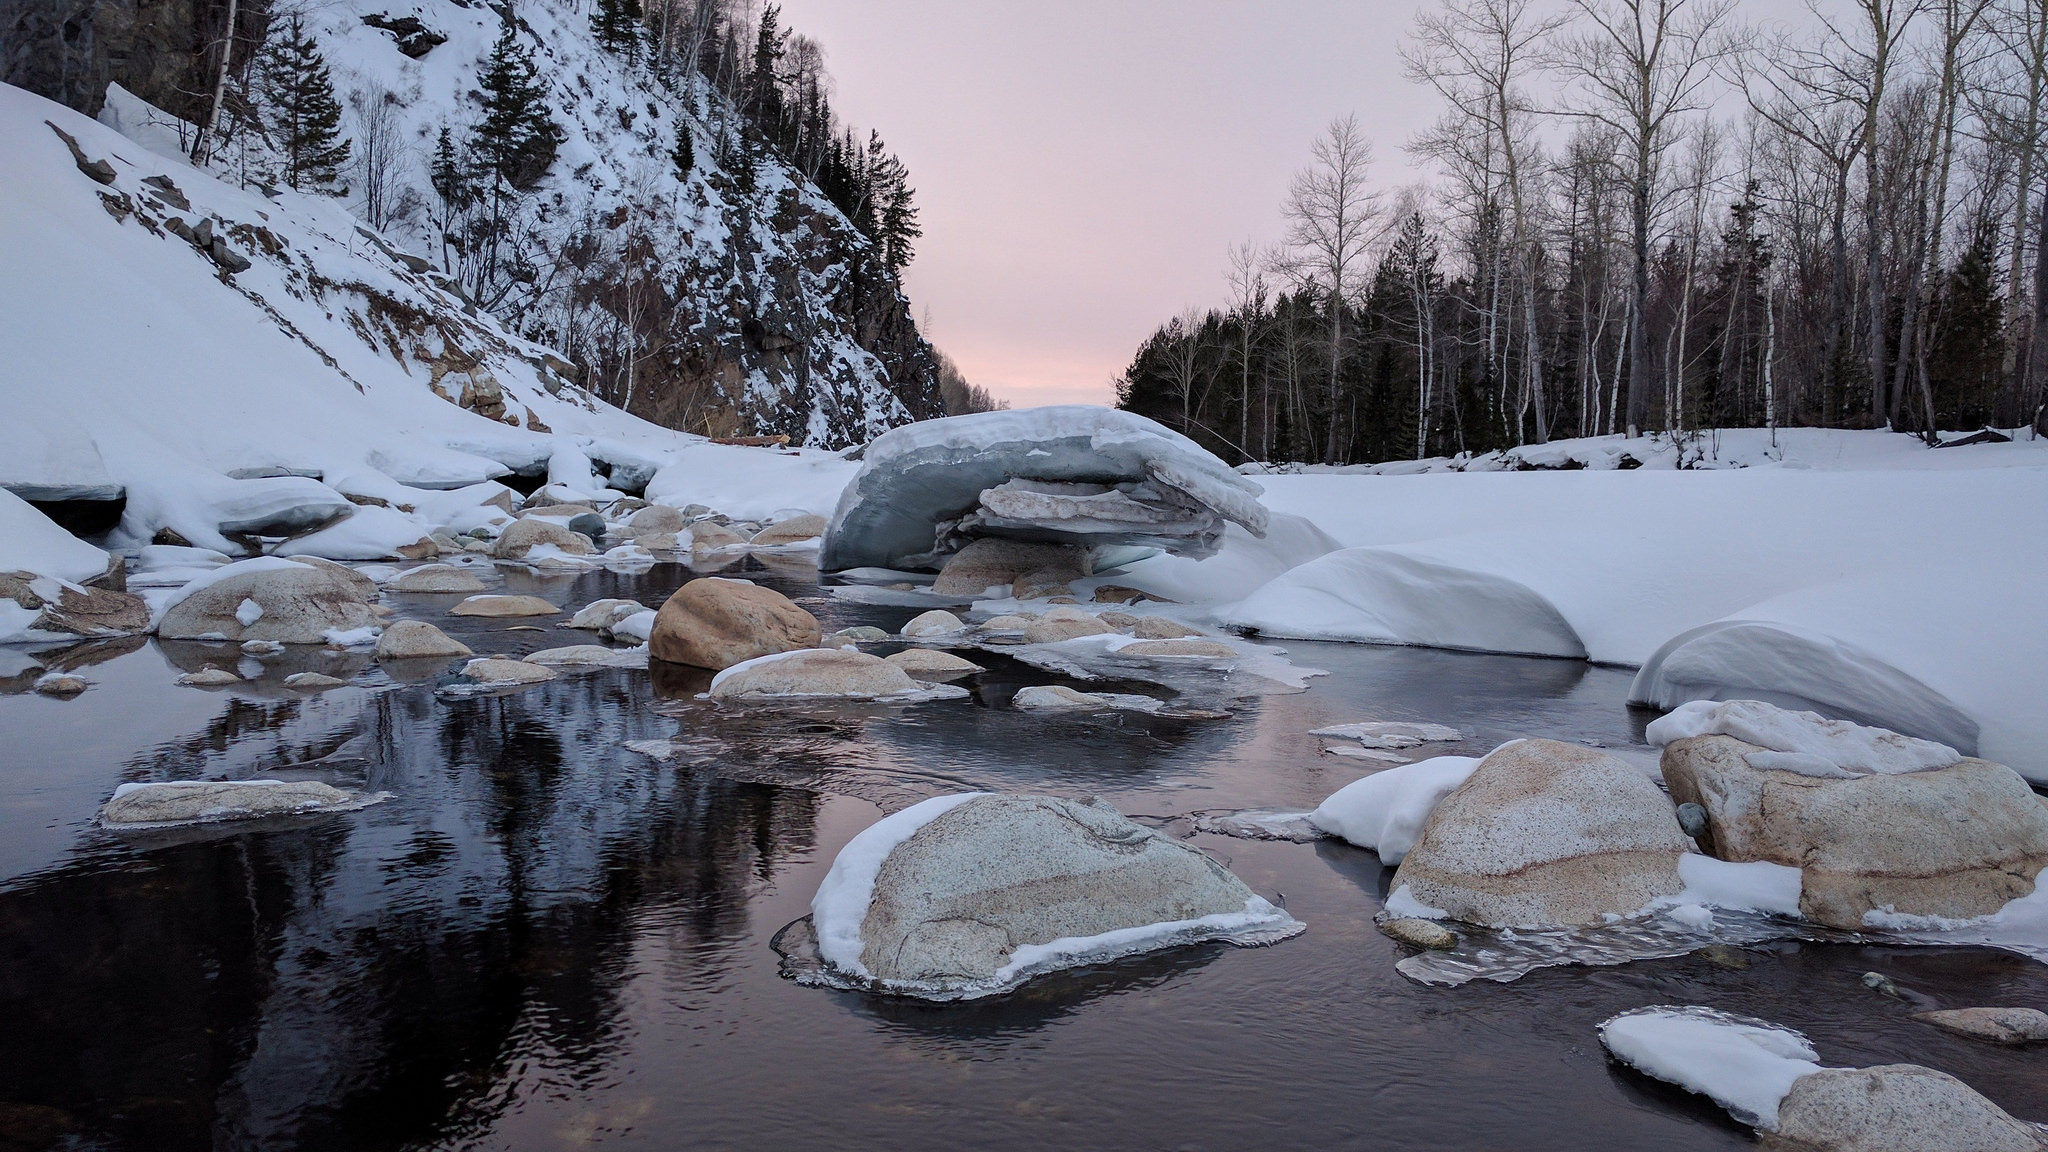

1,557,2042,1151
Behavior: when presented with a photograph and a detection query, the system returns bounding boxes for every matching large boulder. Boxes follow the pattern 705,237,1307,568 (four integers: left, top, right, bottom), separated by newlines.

709,648,924,700
930,538,1091,596
811,793,1300,997
650,578,820,670
158,559,375,644
1660,733,2048,930
1763,1065,2048,1151
1392,739,1689,928
821,407,1269,572
491,518,594,560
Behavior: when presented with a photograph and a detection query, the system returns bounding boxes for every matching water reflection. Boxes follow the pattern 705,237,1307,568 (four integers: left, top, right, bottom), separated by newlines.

0,558,2038,1151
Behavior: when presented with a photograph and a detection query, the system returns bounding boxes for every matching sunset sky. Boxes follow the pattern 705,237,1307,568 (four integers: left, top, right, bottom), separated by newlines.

773,0,1438,408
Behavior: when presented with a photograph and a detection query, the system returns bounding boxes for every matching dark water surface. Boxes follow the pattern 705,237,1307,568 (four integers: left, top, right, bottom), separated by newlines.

1,558,2043,1151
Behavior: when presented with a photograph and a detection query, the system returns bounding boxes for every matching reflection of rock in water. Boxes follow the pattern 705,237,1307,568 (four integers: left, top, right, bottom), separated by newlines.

0,671,821,1150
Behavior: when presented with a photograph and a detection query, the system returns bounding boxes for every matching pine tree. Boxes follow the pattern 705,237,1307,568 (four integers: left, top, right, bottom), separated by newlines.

670,127,694,181
590,0,642,57
473,19,563,193
259,16,352,193
868,141,919,274
430,126,473,210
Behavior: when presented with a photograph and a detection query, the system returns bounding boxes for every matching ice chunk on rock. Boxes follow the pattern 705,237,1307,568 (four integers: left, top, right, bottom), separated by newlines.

1391,739,1689,928
803,793,1301,999
1646,698,1961,775
821,407,1268,572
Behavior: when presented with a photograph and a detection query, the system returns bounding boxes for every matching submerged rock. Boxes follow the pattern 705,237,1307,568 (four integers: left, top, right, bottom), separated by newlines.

101,779,383,827
883,649,983,680
158,559,375,644
1660,732,2048,930
1913,1007,2048,1046
821,407,1269,573
709,649,931,700
809,793,1300,998
391,564,486,593
1392,739,1688,928
650,578,820,670
449,594,559,618
374,620,472,660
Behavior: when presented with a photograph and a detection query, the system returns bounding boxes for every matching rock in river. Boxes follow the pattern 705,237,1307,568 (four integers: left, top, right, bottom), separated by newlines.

1391,739,1689,928
1914,1007,2048,1046
807,793,1301,998
449,594,559,618
709,648,935,700
649,578,820,670
101,780,383,827
391,564,487,593
158,558,375,644
374,620,471,660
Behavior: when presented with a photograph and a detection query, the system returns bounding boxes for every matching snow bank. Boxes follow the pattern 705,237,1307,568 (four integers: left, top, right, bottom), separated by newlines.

1100,514,1338,607
1597,1006,1821,1130
1310,755,1483,864
811,793,986,977
1645,699,1962,774
1228,548,1586,658
0,488,108,583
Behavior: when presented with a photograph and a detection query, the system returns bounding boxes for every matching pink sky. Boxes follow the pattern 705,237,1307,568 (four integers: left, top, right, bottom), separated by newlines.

773,0,1438,408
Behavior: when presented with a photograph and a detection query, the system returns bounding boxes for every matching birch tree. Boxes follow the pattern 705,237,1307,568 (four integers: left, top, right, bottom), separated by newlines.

1282,115,1383,461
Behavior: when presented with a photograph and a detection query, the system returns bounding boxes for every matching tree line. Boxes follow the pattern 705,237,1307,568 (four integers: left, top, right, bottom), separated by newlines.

1119,0,2048,466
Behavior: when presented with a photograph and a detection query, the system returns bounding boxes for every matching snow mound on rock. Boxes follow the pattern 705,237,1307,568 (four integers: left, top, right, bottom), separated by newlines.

1598,1006,1821,1130
1227,547,1586,658
821,407,1269,572
1645,698,1963,774
1310,755,1483,865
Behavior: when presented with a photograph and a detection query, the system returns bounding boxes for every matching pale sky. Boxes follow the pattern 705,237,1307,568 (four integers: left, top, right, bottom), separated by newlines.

773,0,1439,407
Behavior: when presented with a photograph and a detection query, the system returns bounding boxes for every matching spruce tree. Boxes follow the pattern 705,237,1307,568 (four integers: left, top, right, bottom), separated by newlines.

260,16,352,193
473,20,563,193
430,126,473,211
590,0,642,57
670,127,694,181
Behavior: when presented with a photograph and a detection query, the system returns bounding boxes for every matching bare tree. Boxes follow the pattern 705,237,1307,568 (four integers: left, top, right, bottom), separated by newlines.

1155,308,1211,433
1551,0,1738,436
351,80,408,232
1282,114,1384,461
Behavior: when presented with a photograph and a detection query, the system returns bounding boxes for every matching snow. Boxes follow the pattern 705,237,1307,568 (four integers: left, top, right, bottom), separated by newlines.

1669,854,1804,917
234,598,264,627
271,506,432,560
609,610,657,644
990,897,1299,990
1645,699,1962,775
0,488,109,584
1597,1006,1822,1130
1309,754,1484,865
1096,515,1338,609
811,793,987,977
1240,448,2048,780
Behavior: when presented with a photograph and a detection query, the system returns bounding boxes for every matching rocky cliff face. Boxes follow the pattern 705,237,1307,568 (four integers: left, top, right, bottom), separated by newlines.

4,0,947,448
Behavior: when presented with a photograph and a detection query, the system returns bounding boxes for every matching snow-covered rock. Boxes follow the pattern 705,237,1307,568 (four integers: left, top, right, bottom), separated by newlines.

807,793,1300,998
821,407,1270,573
492,519,594,561
1310,755,1483,865
156,558,375,643
1598,1007,1822,1130
1227,547,1586,658
649,578,820,670
1660,730,2048,930
1646,699,1962,775
1391,739,1689,928
566,598,650,632
100,779,387,828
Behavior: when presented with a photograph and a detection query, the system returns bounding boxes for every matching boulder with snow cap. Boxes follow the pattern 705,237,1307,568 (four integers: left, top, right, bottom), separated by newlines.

1391,739,1689,928
807,793,1300,998
158,559,376,644
709,648,934,700
821,407,1269,574
900,609,965,638
1657,726,2048,931
491,518,594,560
650,578,821,670
568,598,650,631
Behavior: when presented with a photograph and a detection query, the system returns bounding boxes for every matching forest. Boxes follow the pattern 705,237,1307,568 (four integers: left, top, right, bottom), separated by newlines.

1118,0,2048,465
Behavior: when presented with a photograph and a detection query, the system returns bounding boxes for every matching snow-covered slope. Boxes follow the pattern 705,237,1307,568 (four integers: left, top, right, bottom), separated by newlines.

0,82,847,554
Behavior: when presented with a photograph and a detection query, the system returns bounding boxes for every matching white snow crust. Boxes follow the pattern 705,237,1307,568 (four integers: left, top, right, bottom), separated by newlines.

1310,755,1483,865
1597,1006,1822,1130
1645,699,1961,775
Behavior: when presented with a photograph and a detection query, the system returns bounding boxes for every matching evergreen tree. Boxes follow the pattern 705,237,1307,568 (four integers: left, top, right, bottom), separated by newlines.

430,126,473,211
259,16,351,193
590,0,642,57
473,19,563,193
670,127,694,181
868,140,919,274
